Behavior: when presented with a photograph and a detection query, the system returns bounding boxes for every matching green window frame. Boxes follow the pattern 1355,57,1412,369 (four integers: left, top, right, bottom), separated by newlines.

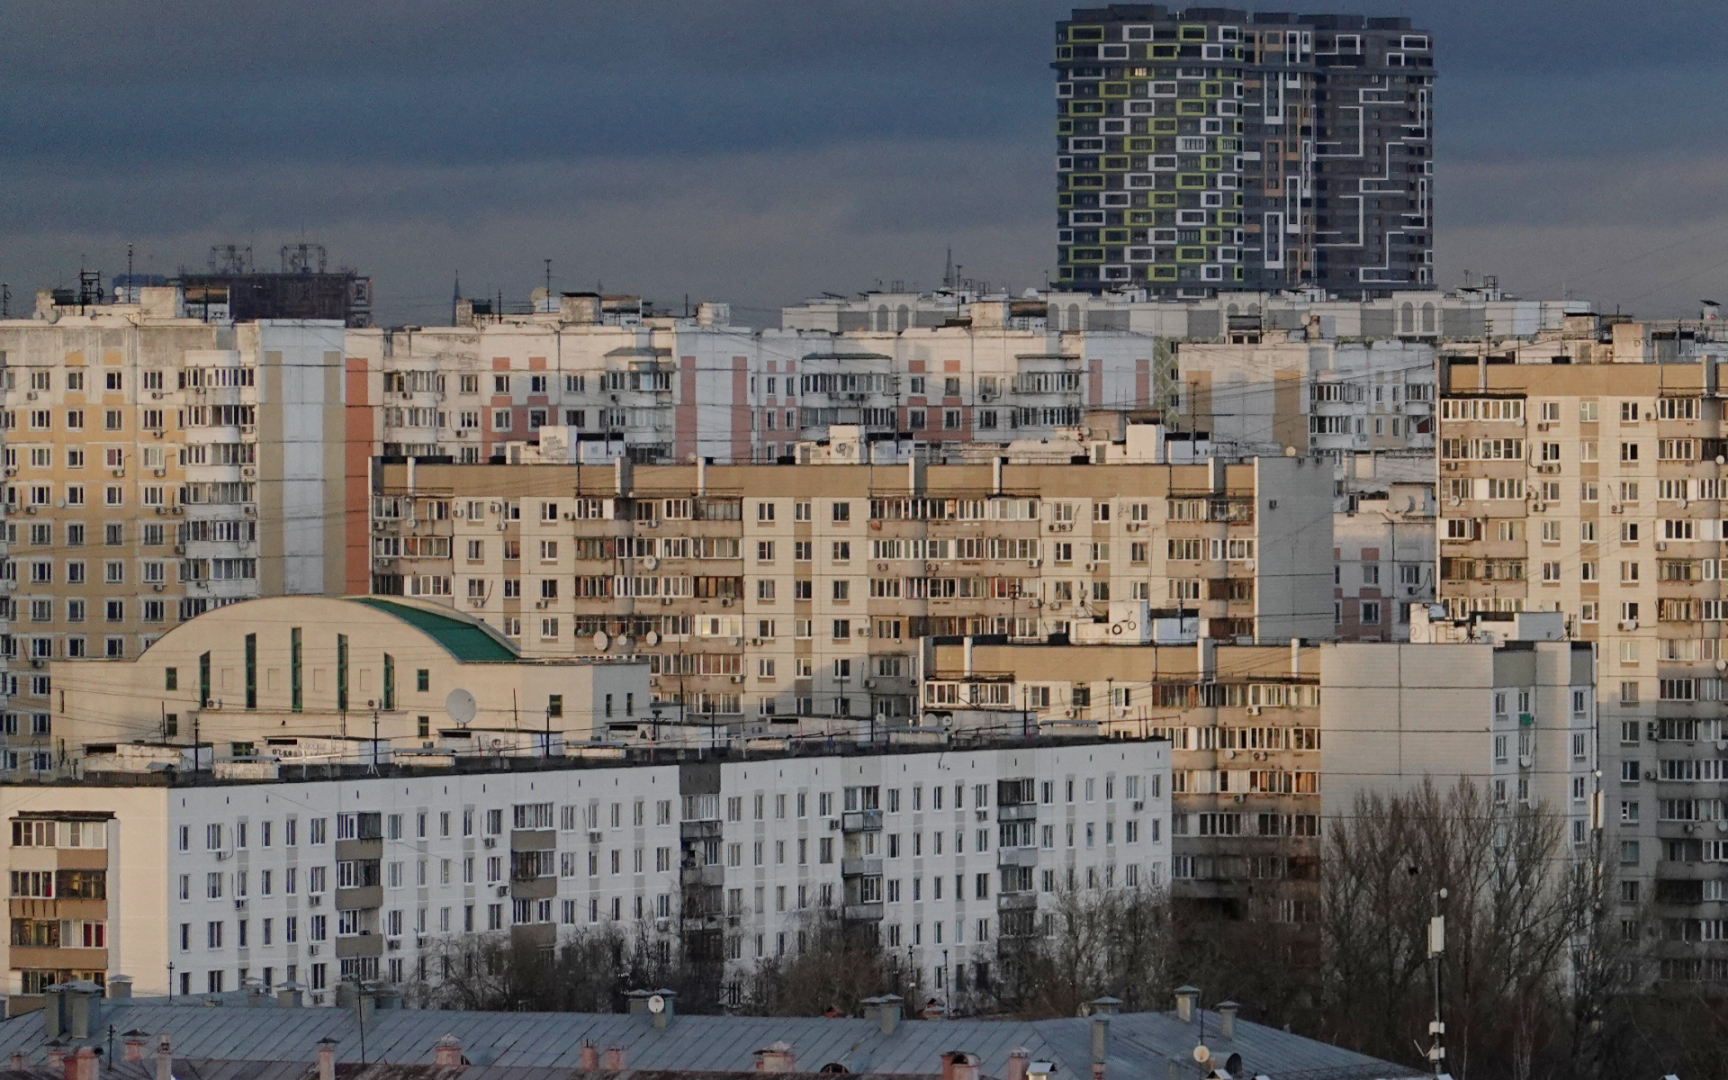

336,634,349,713
1101,82,1130,98
1178,100,1207,116
1151,44,1178,58
1069,248,1106,263
1102,156,1131,171
1068,101,1104,116
1070,174,1106,189
164,667,177,692
1176,246,1208,262
199,652,211,709
245,634,257,710
1151,265,1178,281
291,627,302,713
383,654,396,712
417,669,430,692
1150,193,1177,207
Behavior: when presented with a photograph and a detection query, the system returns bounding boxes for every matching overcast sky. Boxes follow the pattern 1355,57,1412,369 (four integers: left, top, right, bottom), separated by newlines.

2,0,1725,327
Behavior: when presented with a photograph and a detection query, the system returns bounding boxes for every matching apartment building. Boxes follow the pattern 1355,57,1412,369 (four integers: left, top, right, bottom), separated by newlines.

43,596,646,766
0,737,1171,1008
0,292,350,772
1052,6,1434,296
1333,479,1435,641
925,639,1320,923
923,623,1594,919
1321,614,1594,845
367,455,1333,726
1437,357,1728,983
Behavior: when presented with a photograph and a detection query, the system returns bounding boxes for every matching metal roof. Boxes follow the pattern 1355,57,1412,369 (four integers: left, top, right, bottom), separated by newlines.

352,600,517,663
0,1002,1416,1080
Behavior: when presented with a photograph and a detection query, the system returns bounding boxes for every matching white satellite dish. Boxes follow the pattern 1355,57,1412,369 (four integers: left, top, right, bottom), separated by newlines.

594,632,610,651
646,631,661,647
1192,1045,1211,1064
445,688,477,727
647,994,666,1014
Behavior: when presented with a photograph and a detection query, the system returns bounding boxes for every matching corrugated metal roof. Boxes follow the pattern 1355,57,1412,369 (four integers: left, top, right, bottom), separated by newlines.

0,1004,1416,1080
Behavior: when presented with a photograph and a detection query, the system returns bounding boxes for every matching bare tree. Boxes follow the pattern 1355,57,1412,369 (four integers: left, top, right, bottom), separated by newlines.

739,909,922,1016
993,884,1179,1017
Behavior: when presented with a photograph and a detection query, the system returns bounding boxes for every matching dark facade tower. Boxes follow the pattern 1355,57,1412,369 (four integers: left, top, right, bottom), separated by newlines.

1054,6,1434,298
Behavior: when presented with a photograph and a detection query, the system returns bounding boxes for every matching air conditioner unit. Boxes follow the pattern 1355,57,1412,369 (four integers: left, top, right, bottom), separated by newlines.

308,945,319,955
241,467,256,479
1246,705,1261,716
495,885,509,897
1231,794,1245,804
588,830,603,843
1611,505,1622,514
153,468,165,477
386,939,401,951
660,597,672,605
497,522,507,531
469,598,484,607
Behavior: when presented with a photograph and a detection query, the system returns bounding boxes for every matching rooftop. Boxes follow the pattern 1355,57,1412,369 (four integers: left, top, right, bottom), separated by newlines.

0,999,1415,1080
351,598,517,663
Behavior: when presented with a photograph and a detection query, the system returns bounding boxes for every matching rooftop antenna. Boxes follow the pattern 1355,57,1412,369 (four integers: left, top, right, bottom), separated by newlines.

544,258,553,302
126,244,134,294
944,247,954,289
452,271,461,326
1,283,9,319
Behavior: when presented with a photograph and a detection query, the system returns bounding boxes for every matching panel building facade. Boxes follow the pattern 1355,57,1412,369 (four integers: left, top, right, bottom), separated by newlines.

0,738,1171,1008
368,457,1334,727
1436,355,1728,983
1053,6,1434,297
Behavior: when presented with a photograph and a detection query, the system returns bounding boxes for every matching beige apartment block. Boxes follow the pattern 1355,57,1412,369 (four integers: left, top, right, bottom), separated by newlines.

367,456,1332,729
1439,357,1728,983
0,294,351,775
47,596,647,763
924,638,1322,923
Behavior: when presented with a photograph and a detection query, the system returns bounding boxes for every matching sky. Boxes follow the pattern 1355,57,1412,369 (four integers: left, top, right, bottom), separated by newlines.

2,0,1727,328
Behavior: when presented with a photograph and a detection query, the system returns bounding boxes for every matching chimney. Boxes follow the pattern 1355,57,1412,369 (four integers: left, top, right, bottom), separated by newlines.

155,1037,172,1080
433,1036,463,1067
1005,1048,1030,1080
651,989,676,1029
9,1053,24,1070
123,1035,148,1063
753,1042,795,1073
867,994,902,1035
67,1046,98,1080
246,981,269,1008
601,1048,625,1071
42,986,65,1041
1216,1001,1239,1041
277,981,305,1009
579,1044,600,1071
106,976,133,1001
941,1052,980,1080
1174,986,1199,1023
44,1047,64,1071
317,1038,337,1080
1089,1015,1110,1064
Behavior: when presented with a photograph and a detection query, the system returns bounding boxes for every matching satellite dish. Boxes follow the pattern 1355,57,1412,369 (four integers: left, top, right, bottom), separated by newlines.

646,631,661,647
445,688,477,727
647,994,666,1014
619,636,635,651
594,632,610,651
1192,1045,1211,1064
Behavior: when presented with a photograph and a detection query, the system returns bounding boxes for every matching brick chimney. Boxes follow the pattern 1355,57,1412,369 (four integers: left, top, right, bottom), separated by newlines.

317,1038,337,1080
433,1036,463,1067
155,1037,172,1080
601,1047,625,1070
123,1035,148,1063
65,1046,97,1080
579,1044,600,1071
753,1042,796,1073
45,1046,65,1070
941,1052,980,1080
1004,1048,1030,1080
1216,1001,1239,1041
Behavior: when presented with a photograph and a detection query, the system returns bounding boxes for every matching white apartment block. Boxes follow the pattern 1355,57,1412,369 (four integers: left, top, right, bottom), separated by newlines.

0,738,1170,1007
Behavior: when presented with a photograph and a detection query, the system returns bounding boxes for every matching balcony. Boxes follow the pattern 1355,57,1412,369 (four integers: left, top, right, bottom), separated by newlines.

335,885,383,911
997,892,1039,911
998,804,1038,822
997,847,1040,868
510,876,557,900
841,857,883,878
841,810,883,832
842,902,885,922
680,819,722,840
680,863,725,888
335,933,384,959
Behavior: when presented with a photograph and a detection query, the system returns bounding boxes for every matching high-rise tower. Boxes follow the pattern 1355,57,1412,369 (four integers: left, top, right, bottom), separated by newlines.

1054,6,1434,298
